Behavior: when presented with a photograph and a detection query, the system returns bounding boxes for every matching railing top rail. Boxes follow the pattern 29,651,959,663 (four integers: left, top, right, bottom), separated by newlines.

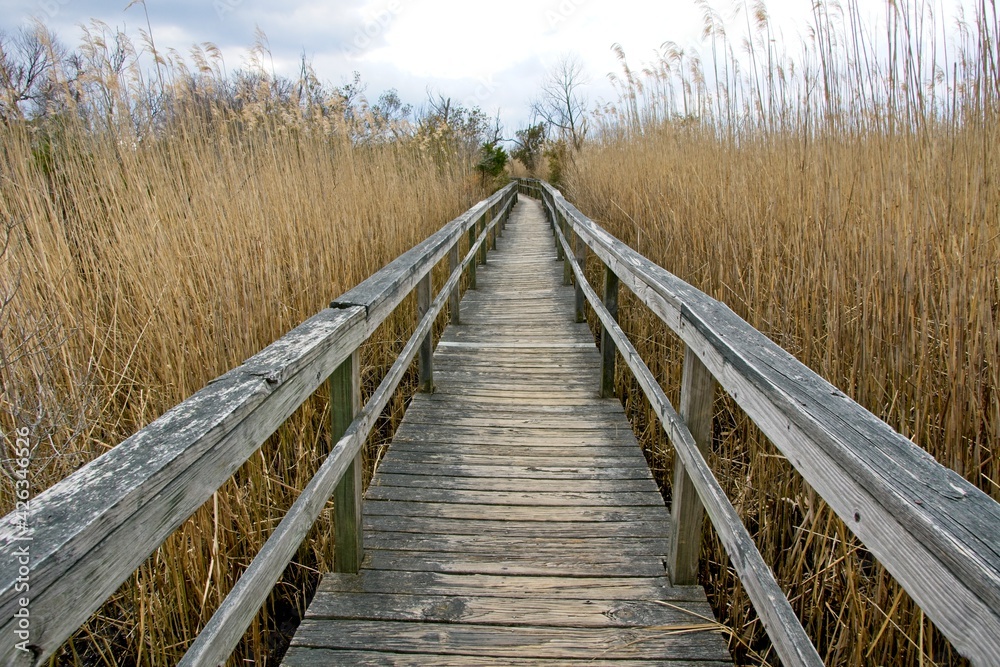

519,177,1000,665
0,183,516,665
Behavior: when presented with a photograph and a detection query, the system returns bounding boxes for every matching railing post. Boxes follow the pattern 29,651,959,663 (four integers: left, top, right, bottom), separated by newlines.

449,242,460,325
555,211,565,261
468,225,477,289
600,265,619,398
331,349,362,573
669,346,717,585
491,204,499,249
562,217,573,286
417,272,434,392
574,231,587,323
479,215,488,266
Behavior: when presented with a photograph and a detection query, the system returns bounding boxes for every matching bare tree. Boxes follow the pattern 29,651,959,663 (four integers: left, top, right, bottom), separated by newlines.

0,25,62,122
532,55,589,150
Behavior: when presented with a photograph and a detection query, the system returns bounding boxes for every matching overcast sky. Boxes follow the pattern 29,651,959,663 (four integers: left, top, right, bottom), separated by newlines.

0,0,972,132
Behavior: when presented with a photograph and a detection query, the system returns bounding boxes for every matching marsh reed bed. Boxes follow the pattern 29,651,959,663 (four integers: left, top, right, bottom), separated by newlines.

565,0,998,663
0,24,487,663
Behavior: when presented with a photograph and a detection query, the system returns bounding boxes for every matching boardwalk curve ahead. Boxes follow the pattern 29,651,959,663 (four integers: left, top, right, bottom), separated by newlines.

283,198,733,664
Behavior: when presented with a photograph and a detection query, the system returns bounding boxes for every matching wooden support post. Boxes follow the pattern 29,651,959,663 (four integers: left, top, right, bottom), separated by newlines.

449,242,460,325
417,272,434,392
468,226,477,289
600,266,619,398
574,232,587,323
562,219,573,286
555,213,565,261
669,346,717,585
331,350,362,573
479,216,488,266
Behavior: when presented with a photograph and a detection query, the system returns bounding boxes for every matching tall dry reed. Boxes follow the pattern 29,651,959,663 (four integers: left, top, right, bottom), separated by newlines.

0,24,486,663
566,0,998,664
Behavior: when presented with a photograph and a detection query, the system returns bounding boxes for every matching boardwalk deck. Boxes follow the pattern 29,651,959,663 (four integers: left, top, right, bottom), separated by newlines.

283,199,733,665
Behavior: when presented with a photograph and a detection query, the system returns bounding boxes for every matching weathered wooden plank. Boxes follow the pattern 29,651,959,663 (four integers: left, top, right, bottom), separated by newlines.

369,473,659,493
304,592,710,627
538,179,1000,663
364,487,665,507
363,500,659,523
381,452,650,469
362,531,669,556
363,516,671,539
373,461,656,481
387,444,647,460
362,549,668,577
318,569,704,601
289,620,731,661
283,649,732,666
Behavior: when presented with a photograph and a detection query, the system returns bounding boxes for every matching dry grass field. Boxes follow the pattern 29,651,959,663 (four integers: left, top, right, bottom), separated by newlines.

562,0,998,663
0,28,487,663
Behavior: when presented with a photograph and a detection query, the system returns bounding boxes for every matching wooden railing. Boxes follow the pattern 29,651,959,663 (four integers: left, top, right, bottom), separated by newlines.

517,177,1000,666
0,183,518,666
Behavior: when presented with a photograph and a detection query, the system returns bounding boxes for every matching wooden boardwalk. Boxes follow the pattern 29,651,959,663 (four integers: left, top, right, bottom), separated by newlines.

282,199,732,665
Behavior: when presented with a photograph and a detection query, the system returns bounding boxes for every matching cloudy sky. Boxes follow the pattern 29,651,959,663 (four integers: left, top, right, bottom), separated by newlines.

0,0,969,131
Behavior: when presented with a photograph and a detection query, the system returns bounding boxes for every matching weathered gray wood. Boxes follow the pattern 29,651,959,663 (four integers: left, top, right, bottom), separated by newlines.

0,305,367,666
317,569,692,600
286,197,731,666
552,210,823,667
601,264,619,399
330,185,515,333
362,531,670,555
574,230,587,323
181,204,496,665
467,226,477,289
478,217,488,265
449,241,460,324
417,273,434,393
332,350,363,574
362,549,669,577
304,591,707,627
284,650,731,667
370,473,657,492
562,216,573,286
288,620,731,661
670,347,717,585
534,178,1000,664
374,461,656,481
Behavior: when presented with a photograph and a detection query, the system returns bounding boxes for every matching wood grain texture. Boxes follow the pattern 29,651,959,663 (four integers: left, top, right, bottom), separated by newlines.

332,350,363,574
179,195,517,666
0,305,368,665
531,178,1000,665
283,196,731,665
669,347,717,585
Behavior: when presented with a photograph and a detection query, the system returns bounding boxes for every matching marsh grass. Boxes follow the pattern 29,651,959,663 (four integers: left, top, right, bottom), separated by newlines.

568,0,998,663
0,27,487,662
